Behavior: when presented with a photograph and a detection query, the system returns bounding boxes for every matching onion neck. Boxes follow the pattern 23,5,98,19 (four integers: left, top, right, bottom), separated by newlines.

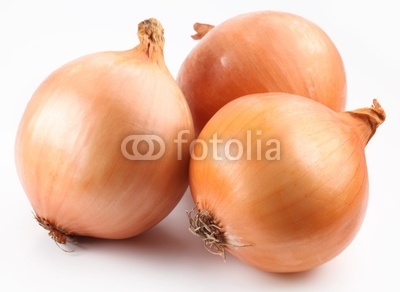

137,18,165,63
342,99,386,146
191,23,215,40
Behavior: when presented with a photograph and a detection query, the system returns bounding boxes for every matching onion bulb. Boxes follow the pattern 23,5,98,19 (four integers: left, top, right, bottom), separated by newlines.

15,18,194,244
188,93,385,273
177,11,347,136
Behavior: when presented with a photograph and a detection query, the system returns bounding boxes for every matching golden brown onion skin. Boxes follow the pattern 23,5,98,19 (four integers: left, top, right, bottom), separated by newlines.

189,93,384,273
177,11,347,136
15,19,194,241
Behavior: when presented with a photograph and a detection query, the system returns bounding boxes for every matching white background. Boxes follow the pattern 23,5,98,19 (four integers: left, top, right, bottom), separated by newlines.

1,1,399,291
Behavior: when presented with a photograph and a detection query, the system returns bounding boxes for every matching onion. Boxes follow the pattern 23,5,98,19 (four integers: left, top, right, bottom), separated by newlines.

177,11,347,136
187,93,385,273
15,18,194,244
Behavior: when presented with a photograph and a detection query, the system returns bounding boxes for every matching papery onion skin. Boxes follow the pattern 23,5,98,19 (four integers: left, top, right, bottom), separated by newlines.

177,11,347,136
188,93,385,273
15,18,194,242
